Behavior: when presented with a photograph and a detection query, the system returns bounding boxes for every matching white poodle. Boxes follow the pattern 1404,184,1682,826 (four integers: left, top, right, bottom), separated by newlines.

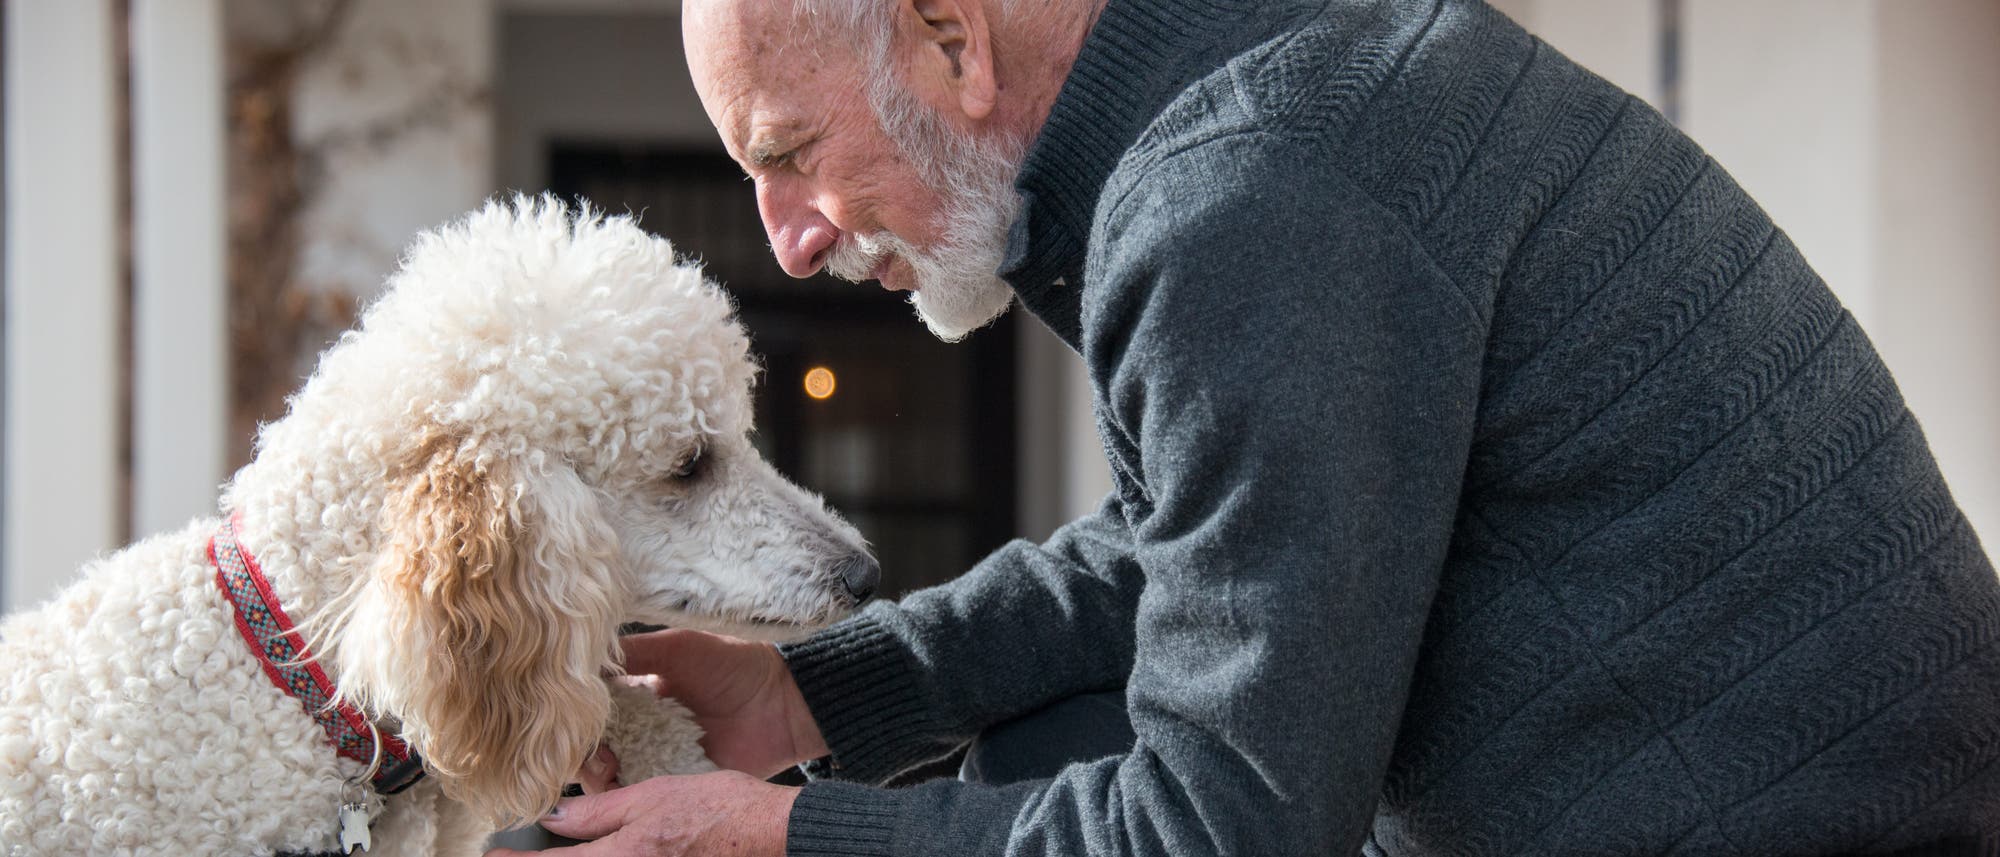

0,197,876,856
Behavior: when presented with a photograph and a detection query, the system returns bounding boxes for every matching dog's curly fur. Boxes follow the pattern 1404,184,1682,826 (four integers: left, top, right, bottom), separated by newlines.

0,197,871,855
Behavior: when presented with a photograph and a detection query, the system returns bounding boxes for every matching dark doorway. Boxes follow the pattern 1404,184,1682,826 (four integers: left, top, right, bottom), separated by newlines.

548,144,1018,599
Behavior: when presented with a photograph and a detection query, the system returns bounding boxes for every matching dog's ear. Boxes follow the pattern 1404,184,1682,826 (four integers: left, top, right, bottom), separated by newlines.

342,438,627,827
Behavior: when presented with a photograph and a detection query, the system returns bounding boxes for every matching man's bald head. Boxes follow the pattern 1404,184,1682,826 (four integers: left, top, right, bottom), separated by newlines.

682,0,1103,340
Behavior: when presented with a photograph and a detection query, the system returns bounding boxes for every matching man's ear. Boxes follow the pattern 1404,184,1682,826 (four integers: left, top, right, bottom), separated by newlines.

908,0,998,120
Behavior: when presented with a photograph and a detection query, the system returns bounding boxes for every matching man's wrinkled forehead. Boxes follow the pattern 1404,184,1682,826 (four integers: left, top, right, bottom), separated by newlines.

684,0,770,99
684,0,845,148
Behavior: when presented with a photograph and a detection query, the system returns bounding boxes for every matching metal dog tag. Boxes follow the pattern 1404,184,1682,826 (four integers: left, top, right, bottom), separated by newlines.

339,801,372,853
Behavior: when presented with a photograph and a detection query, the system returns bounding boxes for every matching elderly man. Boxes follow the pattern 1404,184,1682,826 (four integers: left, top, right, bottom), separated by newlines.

497,0,2000,855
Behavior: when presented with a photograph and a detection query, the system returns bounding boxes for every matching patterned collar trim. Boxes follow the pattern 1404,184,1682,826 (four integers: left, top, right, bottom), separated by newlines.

210,515,426,795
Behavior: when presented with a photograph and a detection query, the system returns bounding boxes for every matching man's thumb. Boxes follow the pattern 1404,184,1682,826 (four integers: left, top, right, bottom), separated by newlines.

537,787,637,841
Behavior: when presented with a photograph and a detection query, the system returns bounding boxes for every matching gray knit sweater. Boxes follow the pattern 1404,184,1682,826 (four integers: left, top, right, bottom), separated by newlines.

777,1,2000,854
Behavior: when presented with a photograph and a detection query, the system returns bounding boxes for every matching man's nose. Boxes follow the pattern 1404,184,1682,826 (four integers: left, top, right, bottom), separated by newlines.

757,181,837,279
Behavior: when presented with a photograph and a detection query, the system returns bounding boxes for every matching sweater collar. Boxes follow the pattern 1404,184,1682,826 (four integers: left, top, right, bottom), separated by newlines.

998,0,1260,349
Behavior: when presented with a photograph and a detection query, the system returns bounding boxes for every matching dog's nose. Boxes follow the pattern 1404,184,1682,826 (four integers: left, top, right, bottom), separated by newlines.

838,555,880,603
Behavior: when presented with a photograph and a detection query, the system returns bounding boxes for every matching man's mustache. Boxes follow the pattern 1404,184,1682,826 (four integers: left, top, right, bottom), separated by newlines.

826,231,896,282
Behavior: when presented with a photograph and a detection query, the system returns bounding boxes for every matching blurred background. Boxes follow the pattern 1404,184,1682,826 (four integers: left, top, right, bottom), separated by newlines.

0,0,1995,842
7,0,1998,611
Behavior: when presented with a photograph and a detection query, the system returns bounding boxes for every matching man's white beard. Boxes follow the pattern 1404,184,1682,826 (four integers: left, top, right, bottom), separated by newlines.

823,80,1024,342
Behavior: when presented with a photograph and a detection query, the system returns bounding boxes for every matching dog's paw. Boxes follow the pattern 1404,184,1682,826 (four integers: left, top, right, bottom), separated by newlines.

602,678,717,783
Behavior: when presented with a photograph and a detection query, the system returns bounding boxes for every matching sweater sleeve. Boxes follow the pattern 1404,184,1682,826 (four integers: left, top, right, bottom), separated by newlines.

779,492,1143,784
785,128,1487,856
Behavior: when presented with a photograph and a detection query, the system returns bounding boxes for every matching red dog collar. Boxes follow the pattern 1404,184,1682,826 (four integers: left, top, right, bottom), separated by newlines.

210,515,426,794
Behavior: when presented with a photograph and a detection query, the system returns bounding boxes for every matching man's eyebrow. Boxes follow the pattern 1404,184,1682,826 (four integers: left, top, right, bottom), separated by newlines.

740,118,803,170
745,139,787,169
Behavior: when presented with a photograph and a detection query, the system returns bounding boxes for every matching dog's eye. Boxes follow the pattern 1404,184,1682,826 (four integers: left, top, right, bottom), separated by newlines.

672,448,704,480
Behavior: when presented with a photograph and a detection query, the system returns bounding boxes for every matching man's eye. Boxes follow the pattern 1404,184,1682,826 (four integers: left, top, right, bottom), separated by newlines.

770,142,813,172
672,448,705,480
751,147,794,171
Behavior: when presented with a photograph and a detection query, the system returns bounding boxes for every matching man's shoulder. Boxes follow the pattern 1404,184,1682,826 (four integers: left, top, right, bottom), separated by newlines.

1100,0,1524,215
1100,1,1343,186
1101,75,1263,200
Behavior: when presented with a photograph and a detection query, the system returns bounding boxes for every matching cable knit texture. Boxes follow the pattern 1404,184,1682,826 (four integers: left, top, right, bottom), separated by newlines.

780,1,2000,854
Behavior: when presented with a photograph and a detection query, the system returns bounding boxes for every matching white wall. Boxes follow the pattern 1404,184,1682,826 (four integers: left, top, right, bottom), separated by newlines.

132,0,229,537
3,0,123,613
293,0,496,302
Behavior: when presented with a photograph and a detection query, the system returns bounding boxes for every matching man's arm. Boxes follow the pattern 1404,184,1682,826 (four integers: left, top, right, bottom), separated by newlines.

780,491,1143,784
783,125,1488,856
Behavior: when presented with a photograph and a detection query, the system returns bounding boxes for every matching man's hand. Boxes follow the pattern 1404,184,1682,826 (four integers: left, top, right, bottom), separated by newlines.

484,771,797,857
620,629,829,778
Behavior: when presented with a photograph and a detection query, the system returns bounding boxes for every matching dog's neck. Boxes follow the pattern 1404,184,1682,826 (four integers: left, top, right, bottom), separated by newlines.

220,432,397,676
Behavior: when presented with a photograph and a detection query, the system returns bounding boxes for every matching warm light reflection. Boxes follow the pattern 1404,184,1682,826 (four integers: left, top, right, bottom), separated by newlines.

803,366,837,400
